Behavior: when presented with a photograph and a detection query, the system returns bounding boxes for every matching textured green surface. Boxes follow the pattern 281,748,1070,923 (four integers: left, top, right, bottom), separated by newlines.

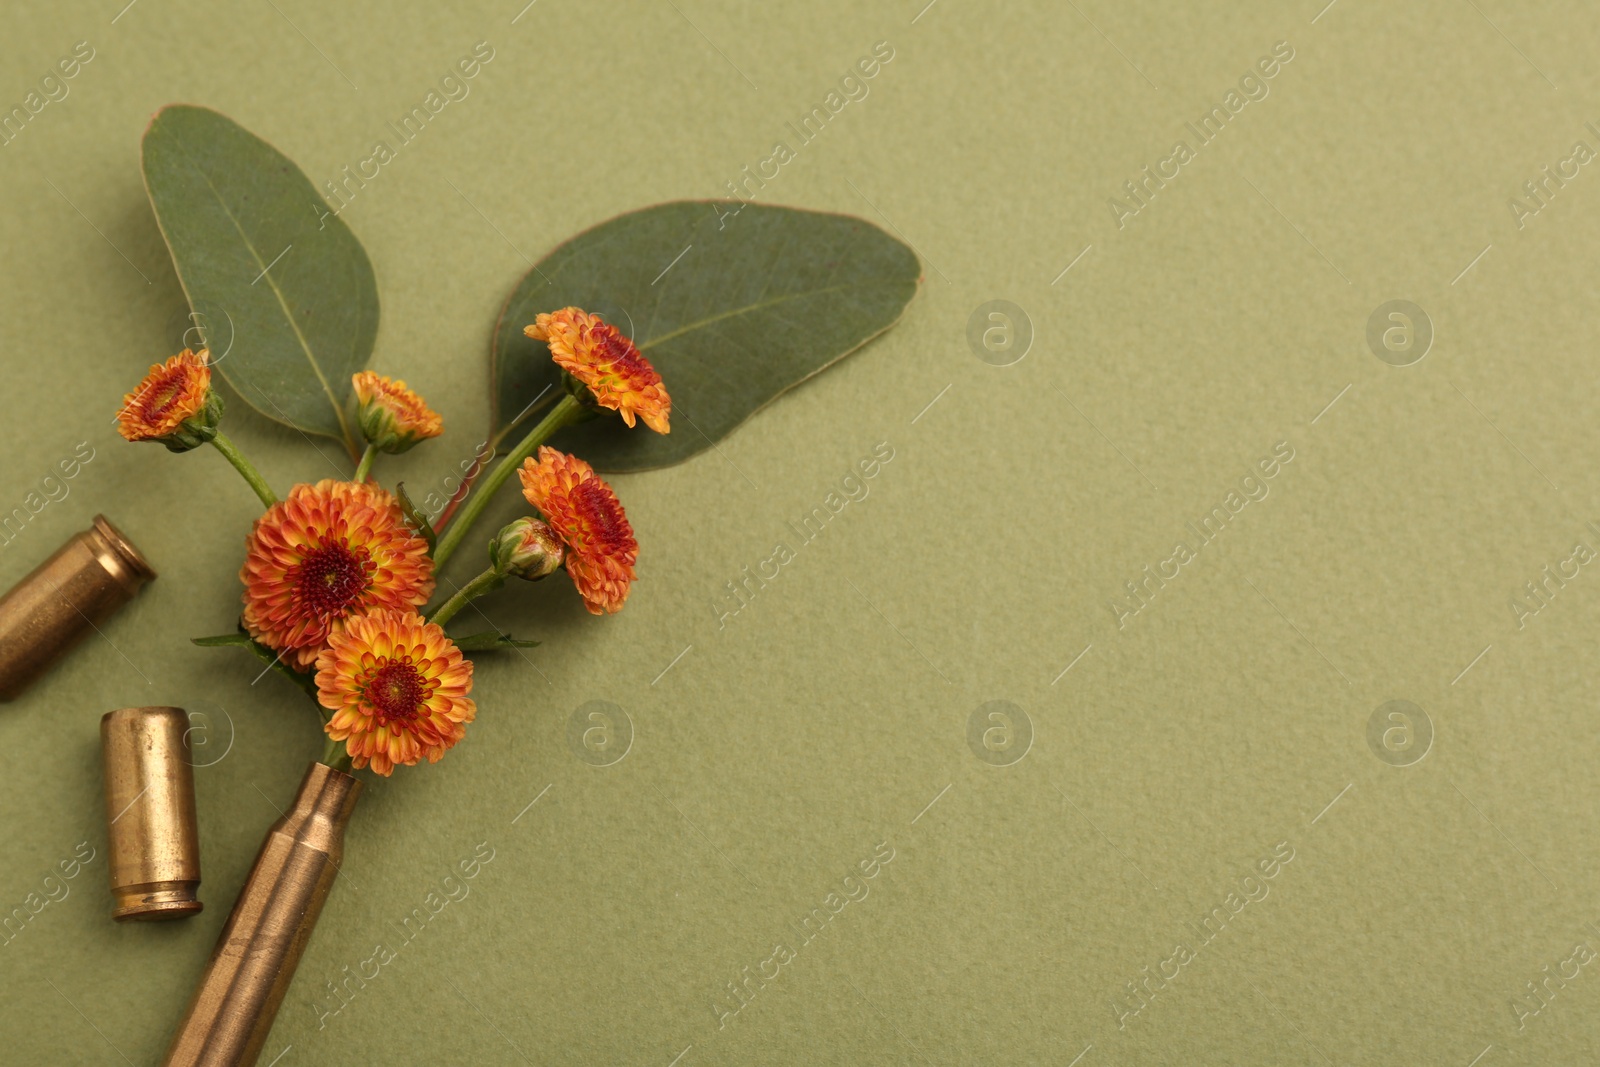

2,2,1600,1065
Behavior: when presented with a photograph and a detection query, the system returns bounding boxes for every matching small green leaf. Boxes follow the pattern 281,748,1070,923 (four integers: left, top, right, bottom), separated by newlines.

190,633,252,646
192,631,319,698
451,630,541,651
491,201,920,471
396,482,437,552
143,105,379,456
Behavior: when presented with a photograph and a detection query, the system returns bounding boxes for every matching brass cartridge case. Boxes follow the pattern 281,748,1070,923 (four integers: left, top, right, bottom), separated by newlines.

100,706,204,921
163,762,361,1067
0,515,156,701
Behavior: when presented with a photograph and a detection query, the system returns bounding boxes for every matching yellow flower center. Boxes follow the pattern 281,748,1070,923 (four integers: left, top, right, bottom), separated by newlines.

141,374,188,421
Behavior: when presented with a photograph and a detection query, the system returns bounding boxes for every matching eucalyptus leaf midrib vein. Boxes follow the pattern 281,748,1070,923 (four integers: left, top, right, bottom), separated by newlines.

635,283,874,351
172,131,355,445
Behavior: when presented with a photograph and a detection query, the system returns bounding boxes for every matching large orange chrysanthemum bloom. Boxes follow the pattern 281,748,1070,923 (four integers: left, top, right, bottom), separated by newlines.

525,307,671,433
117,349,216,444
351,370,443,453
240,480,435,670
518,446,638,614
315,609,475,776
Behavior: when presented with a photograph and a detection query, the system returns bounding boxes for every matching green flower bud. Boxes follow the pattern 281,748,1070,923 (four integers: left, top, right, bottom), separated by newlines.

490,517,564,581
352,370,443,454
160,387,225,453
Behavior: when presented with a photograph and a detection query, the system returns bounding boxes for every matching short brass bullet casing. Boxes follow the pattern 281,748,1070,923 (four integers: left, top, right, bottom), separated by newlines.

101,706,203,921
0,515,156,701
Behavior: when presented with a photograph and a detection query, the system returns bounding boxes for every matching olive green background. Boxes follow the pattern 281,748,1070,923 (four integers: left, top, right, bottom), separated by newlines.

2,1,1599,1063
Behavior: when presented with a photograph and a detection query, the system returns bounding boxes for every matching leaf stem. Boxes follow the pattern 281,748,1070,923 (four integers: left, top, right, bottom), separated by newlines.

429,567,505,628
432,395,582,570
354,443,377,483
434,449,492,531
210,432,278,507
435,392,558,532
321,735,353,770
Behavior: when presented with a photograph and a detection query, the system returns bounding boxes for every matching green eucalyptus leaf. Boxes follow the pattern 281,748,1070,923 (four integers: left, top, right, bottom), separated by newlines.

450,630,541,651
143,104,378,456
395,482,437,552
491,201,920,471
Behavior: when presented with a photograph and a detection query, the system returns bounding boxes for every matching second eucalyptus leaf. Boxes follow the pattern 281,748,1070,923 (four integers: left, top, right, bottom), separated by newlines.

491,201,921,471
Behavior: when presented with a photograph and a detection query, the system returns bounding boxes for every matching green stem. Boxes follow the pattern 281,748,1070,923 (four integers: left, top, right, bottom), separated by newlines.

431,395,582,570
321,735,352,770
354,443,377,483
210,431,278,507
429,567,505,628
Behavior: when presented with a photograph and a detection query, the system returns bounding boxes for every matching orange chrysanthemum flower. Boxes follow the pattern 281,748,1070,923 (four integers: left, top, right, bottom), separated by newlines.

315,609,475,776
352,370,443,453
117,349,217,445
518,446,638,614
240,480,435,671
525,307,671,433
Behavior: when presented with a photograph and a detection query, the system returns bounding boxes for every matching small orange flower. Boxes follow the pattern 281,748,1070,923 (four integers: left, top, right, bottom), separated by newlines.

525,307,671,433
315,609,475,776
518,446,638,614
241,480,435,670
118,349,219,446
352,370,443,453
